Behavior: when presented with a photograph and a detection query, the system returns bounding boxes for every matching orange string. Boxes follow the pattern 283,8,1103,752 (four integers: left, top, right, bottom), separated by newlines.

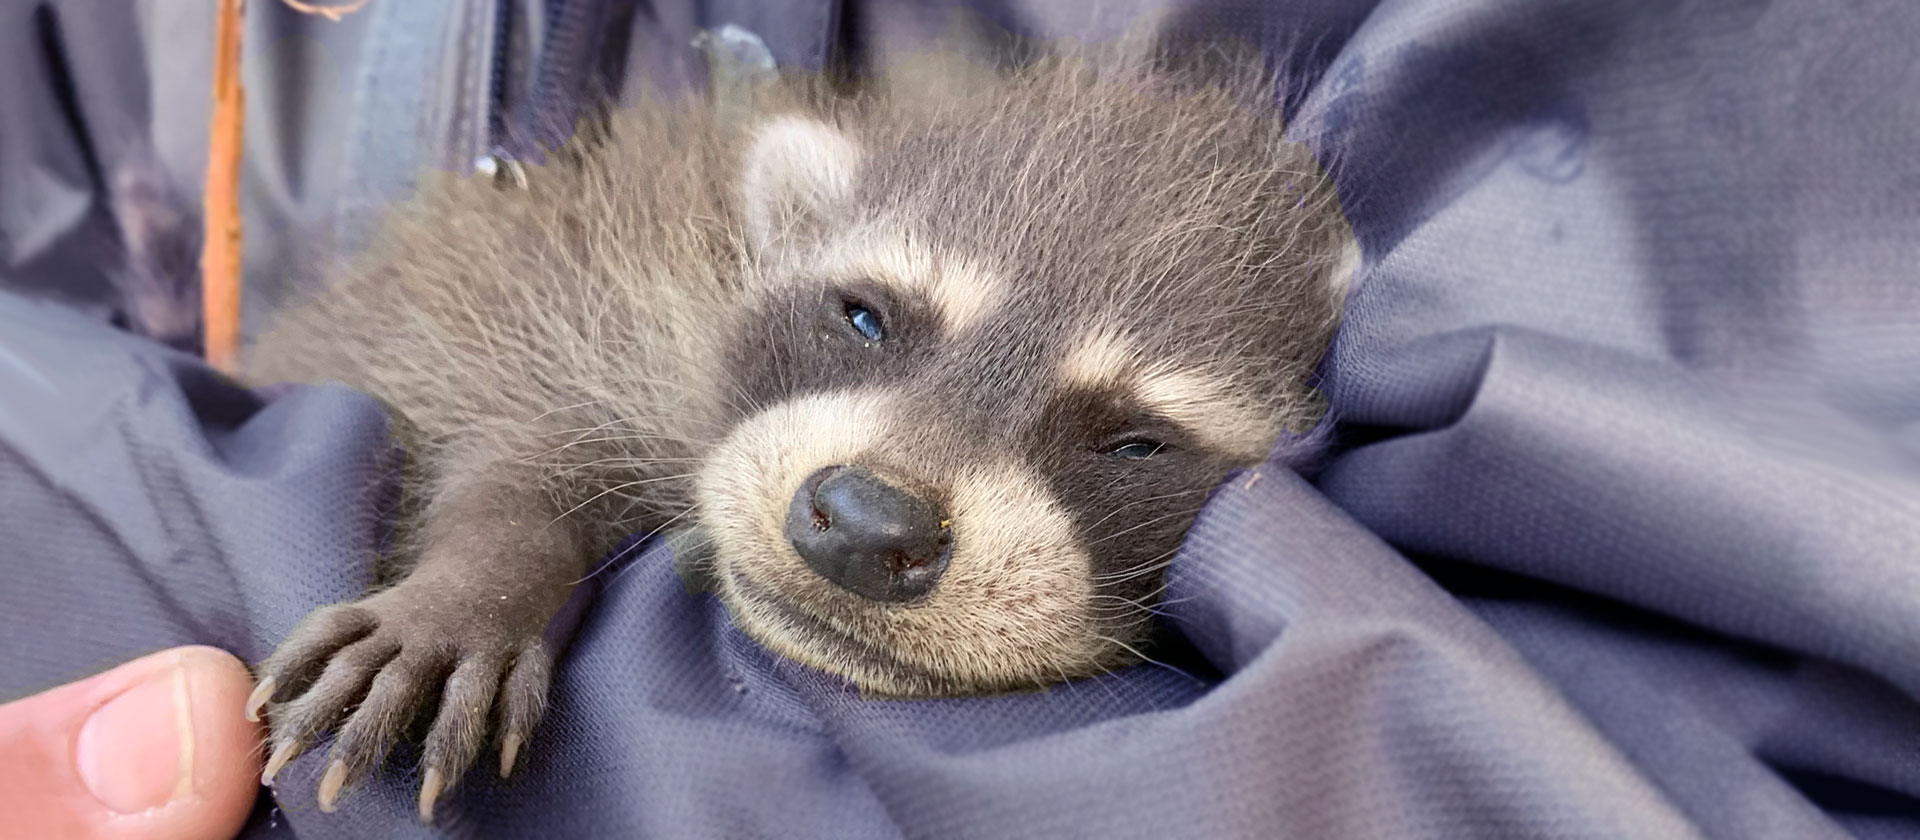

201,0,246,371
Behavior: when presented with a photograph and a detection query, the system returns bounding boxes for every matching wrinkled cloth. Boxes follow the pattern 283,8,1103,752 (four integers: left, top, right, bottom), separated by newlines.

3,1,1919,838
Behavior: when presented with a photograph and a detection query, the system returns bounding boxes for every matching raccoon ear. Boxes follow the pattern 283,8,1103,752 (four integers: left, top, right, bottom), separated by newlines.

741,116,861,256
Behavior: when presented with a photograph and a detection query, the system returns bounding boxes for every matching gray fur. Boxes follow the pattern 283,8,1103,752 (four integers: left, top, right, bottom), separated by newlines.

245,42,1353,818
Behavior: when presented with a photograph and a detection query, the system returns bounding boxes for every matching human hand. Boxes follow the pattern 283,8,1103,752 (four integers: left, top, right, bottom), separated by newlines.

0,646,265,840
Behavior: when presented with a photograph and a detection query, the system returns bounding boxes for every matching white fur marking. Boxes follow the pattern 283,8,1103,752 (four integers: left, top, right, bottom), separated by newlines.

1061,327,1280,461
742,117,861,254
811,227,1005,335
696,390,1102,694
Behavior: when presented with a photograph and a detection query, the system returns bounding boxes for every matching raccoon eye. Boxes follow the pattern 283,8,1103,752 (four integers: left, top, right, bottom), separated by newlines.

844,301,886,342
1105,438,1169,460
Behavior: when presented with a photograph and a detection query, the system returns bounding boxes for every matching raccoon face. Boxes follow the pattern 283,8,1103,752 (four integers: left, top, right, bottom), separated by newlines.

695,107,1351,696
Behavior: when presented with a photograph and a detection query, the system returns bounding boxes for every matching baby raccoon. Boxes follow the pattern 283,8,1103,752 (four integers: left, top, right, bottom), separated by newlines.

243,44,1356,821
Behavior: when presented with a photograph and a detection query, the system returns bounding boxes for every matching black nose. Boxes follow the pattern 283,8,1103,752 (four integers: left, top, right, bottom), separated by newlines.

785,466,950,603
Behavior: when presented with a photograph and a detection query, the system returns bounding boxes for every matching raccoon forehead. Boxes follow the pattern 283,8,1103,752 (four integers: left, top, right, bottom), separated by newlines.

1060,326,1282,461
804,227,1004,336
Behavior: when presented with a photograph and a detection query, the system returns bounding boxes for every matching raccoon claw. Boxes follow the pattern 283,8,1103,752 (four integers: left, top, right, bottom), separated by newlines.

500,733,523,778
251,593,555,821
418,767,447,824
243,675,274,722
262,739,300,786
317,760,349,812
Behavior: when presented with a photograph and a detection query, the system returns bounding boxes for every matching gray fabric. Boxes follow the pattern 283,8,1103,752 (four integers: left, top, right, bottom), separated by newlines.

3,0,1919,838
0,0,156,319
2,0,505,337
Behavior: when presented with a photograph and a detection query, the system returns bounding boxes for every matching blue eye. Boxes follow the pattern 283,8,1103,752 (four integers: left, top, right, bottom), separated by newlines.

846,303,886,341
1108,440,1166,459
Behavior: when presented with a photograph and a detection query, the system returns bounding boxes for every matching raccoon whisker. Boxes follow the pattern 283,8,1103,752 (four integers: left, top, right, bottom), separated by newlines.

1088,566,1174,591
1087,590,1164,602
1084,506,1207,547
527,398,621,421
1088,633,1207,689
1082,652,1152,705
1093,559,1177,588
1089,563,1176,587
537,429,710,456
1058,660,1131,709
1085,606,1154,618
598,485,688,512
1084,659,1171,714
570,529,655,585
1086,600,1189,623
730,379,766,415
537,411,725,439
1085,587,1170,610
589,378,740,412
583,409,731,434
1087,596,1193,623
1084,608,1157,622
548,473,700,526
530,432,709,458
656,368,760,418
536,455,705,477
537,466,699,485
609,526,712,587
780,300,802,399
533,416,665,442
1147,594,1196,611
604,497,648,532
1195,300,1294,324
538,451,704,463
1081,489,1211,533
1094,544,1182,573
572,506,698,585
605,484,692,519
1091,457,1168,496
1043,664,1076,696
1088,544,1184,584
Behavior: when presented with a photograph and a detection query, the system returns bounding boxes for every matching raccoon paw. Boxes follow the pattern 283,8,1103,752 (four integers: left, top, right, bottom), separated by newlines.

245,590,553,823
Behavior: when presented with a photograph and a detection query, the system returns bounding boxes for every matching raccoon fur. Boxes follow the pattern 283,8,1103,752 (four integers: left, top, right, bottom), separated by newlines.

242,43,1357,821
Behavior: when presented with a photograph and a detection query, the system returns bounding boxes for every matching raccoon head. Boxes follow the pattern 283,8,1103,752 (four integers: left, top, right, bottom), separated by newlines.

694,74,1355,696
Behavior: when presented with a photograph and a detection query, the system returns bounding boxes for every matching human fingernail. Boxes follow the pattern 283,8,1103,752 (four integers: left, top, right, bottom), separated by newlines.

74,657,194,814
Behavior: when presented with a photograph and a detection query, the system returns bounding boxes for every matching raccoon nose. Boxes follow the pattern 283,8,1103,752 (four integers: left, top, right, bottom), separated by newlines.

785,466,950,603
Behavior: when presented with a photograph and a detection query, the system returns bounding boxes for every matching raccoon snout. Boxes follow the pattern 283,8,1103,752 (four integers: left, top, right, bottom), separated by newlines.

783,466,951,603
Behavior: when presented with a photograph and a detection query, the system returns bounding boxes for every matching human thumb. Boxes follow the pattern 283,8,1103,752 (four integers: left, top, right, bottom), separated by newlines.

0,646,264,840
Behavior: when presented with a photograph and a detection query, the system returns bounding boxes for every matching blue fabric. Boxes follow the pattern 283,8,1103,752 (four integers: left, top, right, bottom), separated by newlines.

4,0,1919,837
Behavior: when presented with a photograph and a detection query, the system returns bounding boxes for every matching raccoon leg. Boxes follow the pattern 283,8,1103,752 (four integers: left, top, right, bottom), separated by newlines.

247,474,583,823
